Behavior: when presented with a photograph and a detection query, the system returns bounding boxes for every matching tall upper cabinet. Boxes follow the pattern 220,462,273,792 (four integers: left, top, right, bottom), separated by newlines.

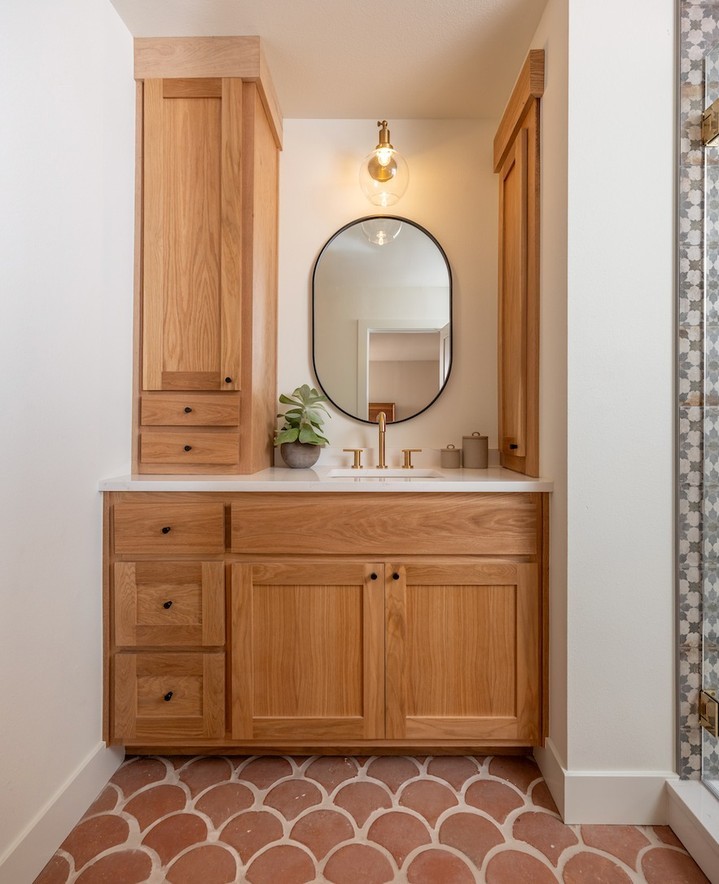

132,38,282,474
494,50,544,477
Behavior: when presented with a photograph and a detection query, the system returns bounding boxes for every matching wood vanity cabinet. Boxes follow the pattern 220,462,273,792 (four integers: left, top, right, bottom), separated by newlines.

494,50,544,477
104,491,548,753
132,38,282,475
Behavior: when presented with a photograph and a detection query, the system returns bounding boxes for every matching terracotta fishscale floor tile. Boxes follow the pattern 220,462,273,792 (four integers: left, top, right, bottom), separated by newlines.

305,756,359,792
580,823,650,869
124,783,188,831
60,814,129,869
563,850,633,883
406,848,475,883
165,844,238,883
439,810,504,867
513,810,579,865
219,810,284,862
264,778,322,820
399,779,458,825
426,755,481,789
141,811,208,865
33,852,71,884
245,844,316,884
465,778,525,822
81,785,120,819
323,843,395,883
485,849,559,883
167,757,190,770
178,756,233,796
194,781,254,827
110,757,168,798
367,756,421,792
488,756,541,793
74,849,154,884
530,779,559,814
334,781,392,826
238,756,293,788
653,824,686,848
367,810,432,866
641,846,711,882
290,809,355,859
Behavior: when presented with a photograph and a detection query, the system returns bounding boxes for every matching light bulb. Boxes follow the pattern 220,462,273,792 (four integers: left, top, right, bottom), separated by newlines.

359,121,409,206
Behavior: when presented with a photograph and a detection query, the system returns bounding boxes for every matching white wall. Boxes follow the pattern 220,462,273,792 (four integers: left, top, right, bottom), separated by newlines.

278,119,498,461
0,0,134,878
535,0,676,822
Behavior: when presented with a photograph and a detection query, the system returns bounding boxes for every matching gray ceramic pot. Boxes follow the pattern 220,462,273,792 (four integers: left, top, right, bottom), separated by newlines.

280,441,321,469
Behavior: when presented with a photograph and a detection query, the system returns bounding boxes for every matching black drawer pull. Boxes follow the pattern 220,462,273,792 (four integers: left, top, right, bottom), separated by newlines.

184,445,192,452
163,691,174,702
393,572,400,580
224,377,233,384
370,572,378,580
161,526,171,534
509,444,519,450
163,600,173,609
184,406,193,414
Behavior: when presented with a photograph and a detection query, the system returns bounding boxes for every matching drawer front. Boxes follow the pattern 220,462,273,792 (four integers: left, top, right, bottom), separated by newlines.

112,652,225,741
141,394,239,427
140,431,240,465
230,493,539,556
114,561,225,647
113,502,225,554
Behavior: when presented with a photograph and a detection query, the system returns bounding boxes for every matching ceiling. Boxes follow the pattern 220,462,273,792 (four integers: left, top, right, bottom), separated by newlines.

109,0,548,119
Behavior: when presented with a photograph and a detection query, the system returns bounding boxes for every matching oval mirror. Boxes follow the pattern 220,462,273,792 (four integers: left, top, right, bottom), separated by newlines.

312,216,452,423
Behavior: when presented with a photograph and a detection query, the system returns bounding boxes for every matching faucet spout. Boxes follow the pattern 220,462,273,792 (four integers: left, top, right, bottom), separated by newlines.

377,411,387,468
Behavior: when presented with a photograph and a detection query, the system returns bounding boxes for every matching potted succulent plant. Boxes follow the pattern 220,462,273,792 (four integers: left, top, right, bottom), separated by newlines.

274,384,331,468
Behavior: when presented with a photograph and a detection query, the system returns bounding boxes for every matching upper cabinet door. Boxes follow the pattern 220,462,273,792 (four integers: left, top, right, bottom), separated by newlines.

142,78,242,392
494,51,543,477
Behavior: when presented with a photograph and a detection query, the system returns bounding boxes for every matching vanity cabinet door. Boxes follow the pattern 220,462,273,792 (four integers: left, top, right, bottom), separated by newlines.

230,562,385,741
385,561,540,744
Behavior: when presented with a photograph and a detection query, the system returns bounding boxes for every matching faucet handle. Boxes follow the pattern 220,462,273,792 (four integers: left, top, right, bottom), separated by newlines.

343,448,364,469
401,449,422,469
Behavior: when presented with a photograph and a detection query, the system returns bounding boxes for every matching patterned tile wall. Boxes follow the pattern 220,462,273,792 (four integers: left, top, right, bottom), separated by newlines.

679,0,719,780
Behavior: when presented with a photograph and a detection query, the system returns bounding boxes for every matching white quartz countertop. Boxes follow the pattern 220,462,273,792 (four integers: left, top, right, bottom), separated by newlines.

99,466,553,493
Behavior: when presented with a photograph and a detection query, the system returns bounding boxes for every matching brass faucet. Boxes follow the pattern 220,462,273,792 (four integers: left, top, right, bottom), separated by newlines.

376,411,387,468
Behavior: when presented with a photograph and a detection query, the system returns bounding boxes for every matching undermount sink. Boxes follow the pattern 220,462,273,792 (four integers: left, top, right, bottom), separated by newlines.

327,468,444,479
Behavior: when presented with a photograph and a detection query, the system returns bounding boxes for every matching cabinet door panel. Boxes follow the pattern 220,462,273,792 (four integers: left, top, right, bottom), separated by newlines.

142,78,241,392
231,562,384,741
386,562,540,743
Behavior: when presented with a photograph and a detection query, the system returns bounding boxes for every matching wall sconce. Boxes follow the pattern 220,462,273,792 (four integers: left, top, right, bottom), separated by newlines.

359,120,409,207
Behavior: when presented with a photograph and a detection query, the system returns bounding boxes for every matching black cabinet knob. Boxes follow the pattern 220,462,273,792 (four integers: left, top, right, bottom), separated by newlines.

163,691,174,702
163,600,173,609
184,445,192,452
184,406,193,414
161,526,171,534
393,572,400,580
370,572,378,580
224,377,232,384
509,444,519,450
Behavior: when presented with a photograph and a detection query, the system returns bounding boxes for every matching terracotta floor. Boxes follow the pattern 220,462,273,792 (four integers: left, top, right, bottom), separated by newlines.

34,755,709,883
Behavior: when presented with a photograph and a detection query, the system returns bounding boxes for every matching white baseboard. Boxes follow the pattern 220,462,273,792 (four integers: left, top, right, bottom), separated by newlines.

0,742,124,884
534,738,677,824
666,780,719,884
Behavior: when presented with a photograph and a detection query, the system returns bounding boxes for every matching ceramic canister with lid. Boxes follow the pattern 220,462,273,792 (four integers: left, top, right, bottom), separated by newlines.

462,432,489,469
440,444,462,469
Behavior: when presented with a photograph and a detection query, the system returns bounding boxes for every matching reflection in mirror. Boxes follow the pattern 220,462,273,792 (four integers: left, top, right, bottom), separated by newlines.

312,217,452,423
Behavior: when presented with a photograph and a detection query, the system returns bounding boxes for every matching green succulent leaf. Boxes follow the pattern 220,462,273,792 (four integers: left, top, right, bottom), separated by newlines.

275,384,331,447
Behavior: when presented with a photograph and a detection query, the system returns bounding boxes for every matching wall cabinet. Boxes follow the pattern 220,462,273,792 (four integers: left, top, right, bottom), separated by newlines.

494,50,544,477
104,491,548,753
132,38,282,474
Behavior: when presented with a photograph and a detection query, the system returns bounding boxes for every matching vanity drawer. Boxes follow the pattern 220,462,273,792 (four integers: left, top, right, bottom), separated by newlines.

141,394,239,427
140,431,240,465
230,493,539,556
112,651,225,741
113,502,226,555
114,561,225,648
